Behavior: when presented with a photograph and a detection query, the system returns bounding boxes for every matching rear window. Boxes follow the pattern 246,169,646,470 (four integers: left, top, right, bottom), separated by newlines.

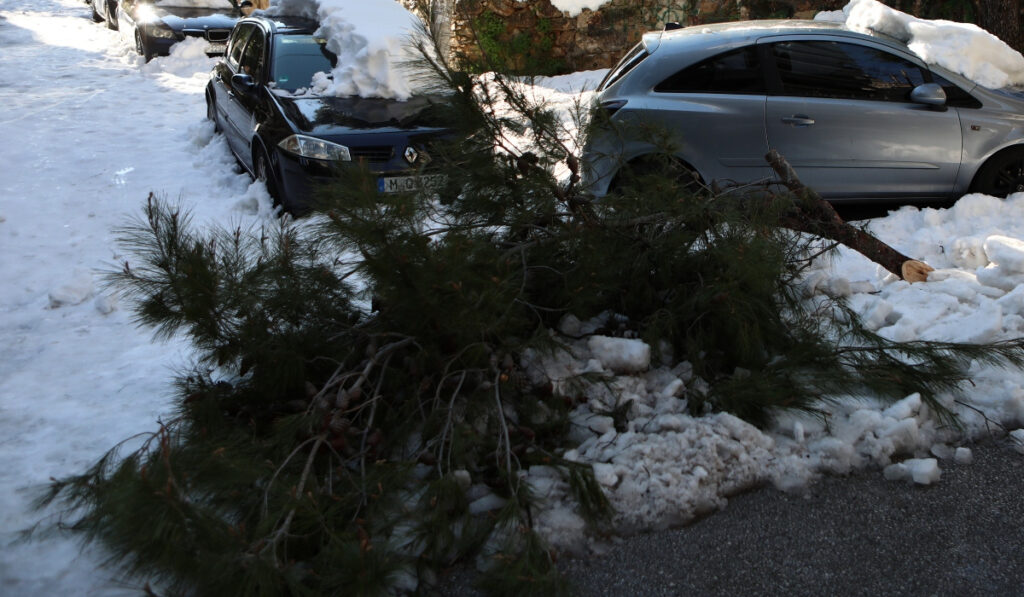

270,34,337,92
598,43,649,91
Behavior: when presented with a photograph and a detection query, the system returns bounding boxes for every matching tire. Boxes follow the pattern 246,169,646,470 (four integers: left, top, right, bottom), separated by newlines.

971,148,1024,198
610,155,703,196
105,1,117,30
206,91,220,132
135,31,153,62
254,146,284,210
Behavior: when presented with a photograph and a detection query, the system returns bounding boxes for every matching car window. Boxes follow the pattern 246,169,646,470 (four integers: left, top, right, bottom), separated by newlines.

772,40,926,102
239,29,267,80
598,43,648,91
227,24,255,70
270,34,337,91
931,72,983,109
654,46,765,94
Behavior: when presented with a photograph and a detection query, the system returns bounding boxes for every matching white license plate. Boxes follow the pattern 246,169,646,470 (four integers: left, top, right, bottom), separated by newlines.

206,42,227,55
377,173,447,194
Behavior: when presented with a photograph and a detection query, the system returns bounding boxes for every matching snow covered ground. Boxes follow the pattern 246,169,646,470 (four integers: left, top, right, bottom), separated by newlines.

3,0,1024,594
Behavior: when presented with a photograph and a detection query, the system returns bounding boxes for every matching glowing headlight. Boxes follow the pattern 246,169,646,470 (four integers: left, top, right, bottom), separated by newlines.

136,4,160,23
278,135,352,161
149,24,176,39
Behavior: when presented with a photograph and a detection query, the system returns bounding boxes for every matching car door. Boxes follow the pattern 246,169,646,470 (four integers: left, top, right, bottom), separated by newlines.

222,27,268,170
642,45,771,189
763,38,963,200
213,23,257,161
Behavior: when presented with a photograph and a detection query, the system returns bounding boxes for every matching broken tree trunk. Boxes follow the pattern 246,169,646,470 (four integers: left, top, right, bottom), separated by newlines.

765,150,934,283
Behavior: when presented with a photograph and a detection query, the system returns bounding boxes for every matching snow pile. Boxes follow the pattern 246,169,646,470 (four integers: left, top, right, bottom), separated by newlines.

515,195,1024,549
515,321,983,549
819,0,1024,89
548,0,611,17
263,0,423,99
140,36,219,76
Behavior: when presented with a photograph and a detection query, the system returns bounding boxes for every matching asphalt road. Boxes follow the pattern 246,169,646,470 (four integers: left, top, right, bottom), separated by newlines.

439,438,1024,596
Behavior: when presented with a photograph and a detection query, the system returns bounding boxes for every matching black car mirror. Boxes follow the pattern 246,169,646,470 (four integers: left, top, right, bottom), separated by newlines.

910,83,947,108
231,73,257,96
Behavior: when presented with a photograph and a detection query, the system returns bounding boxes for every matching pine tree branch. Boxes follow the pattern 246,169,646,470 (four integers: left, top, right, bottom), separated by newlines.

765,150,934,282
260,435,326,564
493,371,516,490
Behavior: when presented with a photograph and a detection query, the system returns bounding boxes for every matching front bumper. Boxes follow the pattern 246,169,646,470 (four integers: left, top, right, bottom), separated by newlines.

143,27,230,57
273,148,440,213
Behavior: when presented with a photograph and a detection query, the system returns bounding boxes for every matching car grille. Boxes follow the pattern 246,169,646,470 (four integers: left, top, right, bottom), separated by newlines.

182,29,231,42
350,146,394,163
206,29,230,42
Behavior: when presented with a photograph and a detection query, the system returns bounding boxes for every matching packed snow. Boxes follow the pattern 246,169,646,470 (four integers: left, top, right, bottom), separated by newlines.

816,0,1024,89
4,0,1024,594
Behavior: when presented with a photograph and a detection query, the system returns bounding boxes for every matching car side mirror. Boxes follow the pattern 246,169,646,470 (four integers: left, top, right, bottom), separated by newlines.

910,83,947,108
231,73,257,96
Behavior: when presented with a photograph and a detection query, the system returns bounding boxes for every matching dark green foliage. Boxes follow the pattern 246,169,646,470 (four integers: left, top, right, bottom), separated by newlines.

468,9,565,76
35,13,1024,597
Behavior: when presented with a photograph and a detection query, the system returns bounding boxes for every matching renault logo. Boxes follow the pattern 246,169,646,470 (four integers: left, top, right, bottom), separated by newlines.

404,146,418,164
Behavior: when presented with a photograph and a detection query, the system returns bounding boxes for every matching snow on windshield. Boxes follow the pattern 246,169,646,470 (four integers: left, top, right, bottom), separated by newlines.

817,0,1024,89
154,0,235,8
262,0,423,100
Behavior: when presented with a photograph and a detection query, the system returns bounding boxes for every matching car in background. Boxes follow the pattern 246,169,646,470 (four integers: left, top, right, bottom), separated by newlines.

583,20,1024,203
117,0,245,61
206,15,450,214
90,0,119,29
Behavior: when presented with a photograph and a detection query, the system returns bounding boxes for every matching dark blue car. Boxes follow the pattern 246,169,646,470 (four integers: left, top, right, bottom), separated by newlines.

116,0,244,61
206,15,449,214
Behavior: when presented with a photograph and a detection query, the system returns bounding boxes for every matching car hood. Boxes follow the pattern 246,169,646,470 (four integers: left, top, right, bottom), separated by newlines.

276,94,451,134
148,7,240,30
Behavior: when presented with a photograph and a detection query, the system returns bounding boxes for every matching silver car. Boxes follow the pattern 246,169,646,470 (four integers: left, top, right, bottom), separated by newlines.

583,20,1024,202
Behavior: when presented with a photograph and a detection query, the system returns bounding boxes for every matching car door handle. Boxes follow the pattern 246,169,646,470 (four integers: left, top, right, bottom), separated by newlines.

781,115,815,127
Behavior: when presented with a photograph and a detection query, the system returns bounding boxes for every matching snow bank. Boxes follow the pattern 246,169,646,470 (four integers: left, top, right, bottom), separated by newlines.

140,36,218,77
523,189,1024,550
263,0,423,99
822,0,1024,89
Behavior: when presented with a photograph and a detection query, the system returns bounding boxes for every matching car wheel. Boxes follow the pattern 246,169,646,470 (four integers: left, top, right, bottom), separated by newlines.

611,155,704,196
254,146,284,209
135,31,153,62
971,147,1024,198
206,91,220,132
105,1,117,30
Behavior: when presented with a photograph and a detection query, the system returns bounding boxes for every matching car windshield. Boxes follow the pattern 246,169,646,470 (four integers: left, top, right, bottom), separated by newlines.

154,0,235,7
271,34,337,92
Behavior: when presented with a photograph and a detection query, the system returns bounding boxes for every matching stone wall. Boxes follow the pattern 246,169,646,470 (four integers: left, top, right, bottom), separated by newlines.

445,0,847,73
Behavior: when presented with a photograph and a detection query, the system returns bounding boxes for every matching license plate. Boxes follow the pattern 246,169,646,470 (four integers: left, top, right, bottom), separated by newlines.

206,42,227,55
377,173,447,194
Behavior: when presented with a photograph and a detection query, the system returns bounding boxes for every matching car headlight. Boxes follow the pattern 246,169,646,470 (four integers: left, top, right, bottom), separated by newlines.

278,135,352,161
149,24,176,39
